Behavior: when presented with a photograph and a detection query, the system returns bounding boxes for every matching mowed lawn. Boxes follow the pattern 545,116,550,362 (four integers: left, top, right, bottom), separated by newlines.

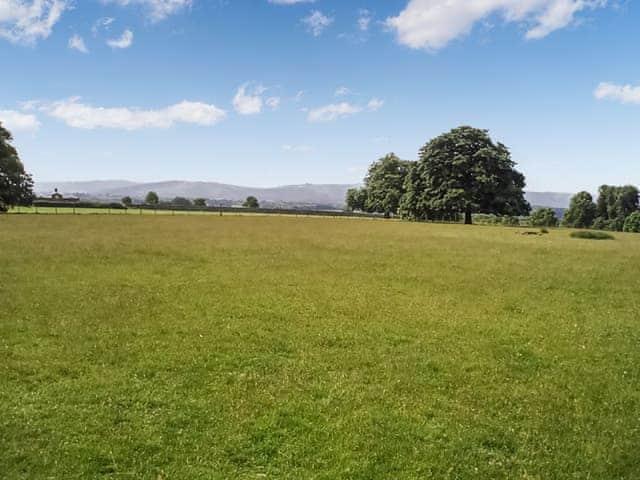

1,216,639,479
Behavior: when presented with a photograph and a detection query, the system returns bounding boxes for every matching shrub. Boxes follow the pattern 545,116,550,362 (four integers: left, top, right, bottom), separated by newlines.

623,212,640,233
570,231,615,240
531,208,559,227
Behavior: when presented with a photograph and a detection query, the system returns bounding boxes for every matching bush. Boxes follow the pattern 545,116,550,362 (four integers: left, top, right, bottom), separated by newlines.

570,231,615,240
530,208,558,227
623,212,640,233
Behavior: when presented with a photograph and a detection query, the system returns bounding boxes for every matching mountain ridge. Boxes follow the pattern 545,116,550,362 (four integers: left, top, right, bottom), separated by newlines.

35,180,574,209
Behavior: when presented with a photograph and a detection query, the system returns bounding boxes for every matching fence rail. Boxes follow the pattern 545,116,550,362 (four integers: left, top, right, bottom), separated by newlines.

9,202,391,220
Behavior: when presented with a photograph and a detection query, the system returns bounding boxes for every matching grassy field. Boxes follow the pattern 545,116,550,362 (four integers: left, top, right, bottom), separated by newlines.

1,215,639,479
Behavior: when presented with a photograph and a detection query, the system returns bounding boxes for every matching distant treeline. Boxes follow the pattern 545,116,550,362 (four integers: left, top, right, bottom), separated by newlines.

563,186,640,233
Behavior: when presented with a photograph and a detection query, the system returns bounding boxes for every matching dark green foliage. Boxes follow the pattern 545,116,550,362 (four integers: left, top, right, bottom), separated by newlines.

563,192,596,229
570,231,615,240
594,185,639,231
363,153,412,216
171,197,192,207
400,126,530,224
346,153,412,216
0,122,34,212
623,212,640,233
121,196,133,207
345,188,367,212
193,198,207,207
530,207,559,227
243,196,260,208
145,191,159,205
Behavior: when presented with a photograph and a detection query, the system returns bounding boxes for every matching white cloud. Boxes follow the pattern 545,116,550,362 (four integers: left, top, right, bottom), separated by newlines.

0,109,41,131
68,34,88,53
40,98,226,130
358,9,372,31
294,90,305,102
0,0,67,45
104,0,192,22
308,102,362,122
282,144,313,152
302,10,333,37
233,83,267,115
594,82,640,105
308,96,385,122
367,98,384,111
107,29,133,48
386,0,608,51
335,86,352,97
92,16,115,35
266,97,281,110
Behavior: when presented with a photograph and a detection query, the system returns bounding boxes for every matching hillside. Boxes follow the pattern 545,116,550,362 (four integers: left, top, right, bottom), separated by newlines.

35,180,573,210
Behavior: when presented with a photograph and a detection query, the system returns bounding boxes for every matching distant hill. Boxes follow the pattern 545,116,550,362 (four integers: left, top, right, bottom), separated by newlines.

35,180,358,208
36,180,574,210
524,192,573,209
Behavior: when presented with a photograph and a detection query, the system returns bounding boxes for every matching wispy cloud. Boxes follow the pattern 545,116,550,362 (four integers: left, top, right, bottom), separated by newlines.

68,34,88,53
302,10,333,37
308,96,384,122
594,82,640,105
39,98,226,130
282,144,313,153
103,0,192,22
0,0,68,45
107,29,133,48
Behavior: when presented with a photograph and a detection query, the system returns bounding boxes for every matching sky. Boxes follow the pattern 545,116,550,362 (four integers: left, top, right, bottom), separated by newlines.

0,0,639,192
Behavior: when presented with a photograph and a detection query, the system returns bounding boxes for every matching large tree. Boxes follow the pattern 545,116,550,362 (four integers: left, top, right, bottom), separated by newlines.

345,153,412,217
563,191,597,229
400,126,530,224
0,123,34,212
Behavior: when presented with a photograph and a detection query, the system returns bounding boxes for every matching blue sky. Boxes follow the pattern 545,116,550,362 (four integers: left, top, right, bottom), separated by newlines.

0,0,638,192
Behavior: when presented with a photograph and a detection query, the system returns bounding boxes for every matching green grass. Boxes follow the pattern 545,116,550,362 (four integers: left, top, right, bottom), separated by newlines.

1,215,639,479
570,230,616,240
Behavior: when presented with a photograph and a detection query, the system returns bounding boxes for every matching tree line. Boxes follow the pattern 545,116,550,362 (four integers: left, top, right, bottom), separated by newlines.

563,187,640,233
135,192,260,209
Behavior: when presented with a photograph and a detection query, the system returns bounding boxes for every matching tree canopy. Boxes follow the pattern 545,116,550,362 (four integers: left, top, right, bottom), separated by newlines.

623,212,640,233
172,197,192,207
400,126,530,224
145,191,159,205
0,123,34,212
243,196,259,208
594,185,639,231
530,207,559,227
345,153,411,217
563,191,597,229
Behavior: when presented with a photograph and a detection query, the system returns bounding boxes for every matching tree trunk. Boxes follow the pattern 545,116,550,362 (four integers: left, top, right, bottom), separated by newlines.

465,210,472,225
